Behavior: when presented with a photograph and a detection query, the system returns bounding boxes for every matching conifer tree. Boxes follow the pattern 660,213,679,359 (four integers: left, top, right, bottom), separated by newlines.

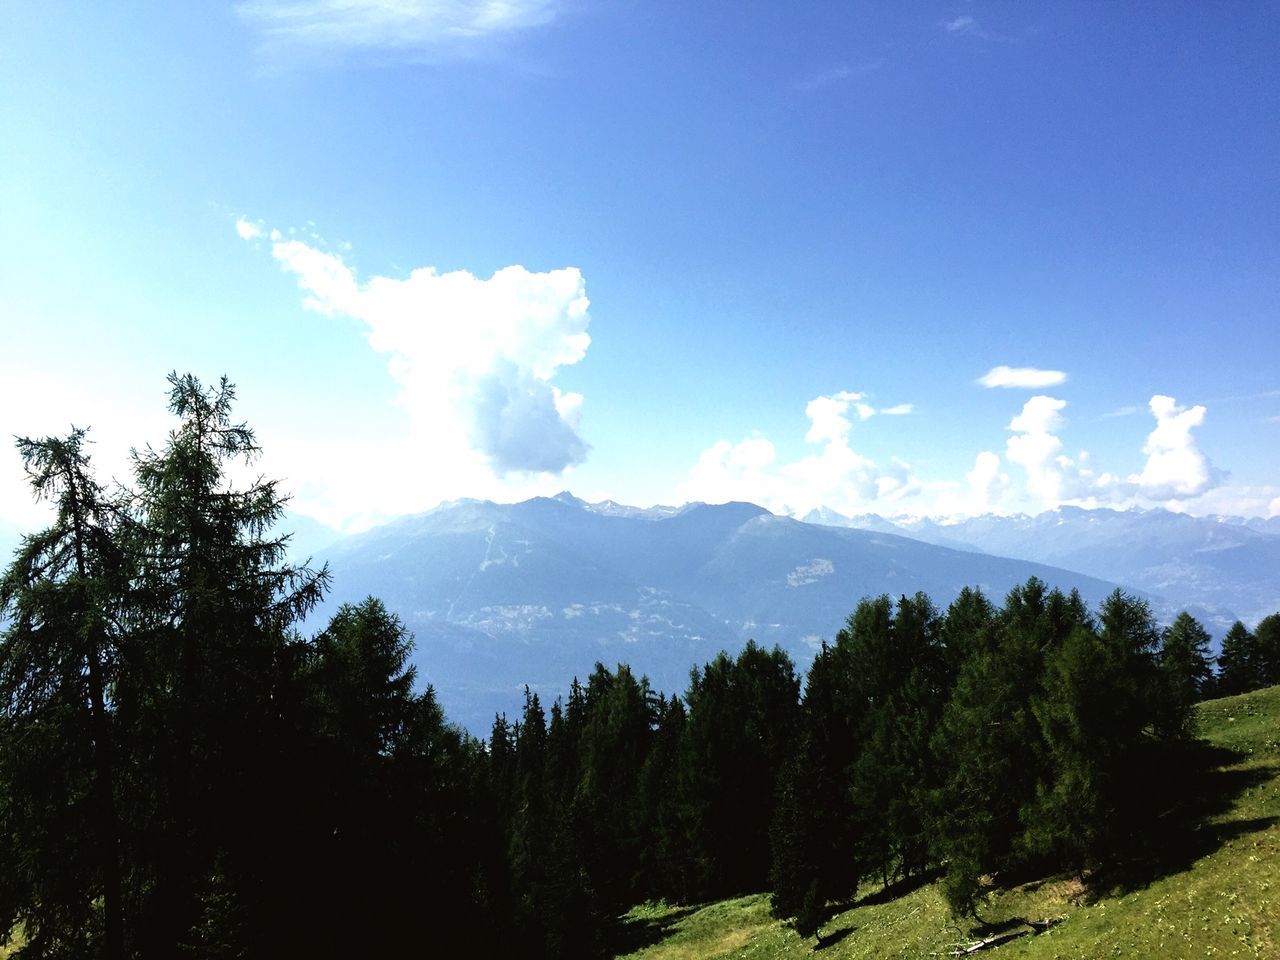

1157,612,1213,739
1024,591,1160,874
0,430,127,959
845,594,945,885
1255,613,1280,687
1216,621,1260,696
124,373,328,953
634,693,689,901
931,587,1043,917
680,642,799,899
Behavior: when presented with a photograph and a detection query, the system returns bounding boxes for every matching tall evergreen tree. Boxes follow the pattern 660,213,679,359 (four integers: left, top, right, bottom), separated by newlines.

1216,621,1260,696
931,587,1044,917
1024,591,1160,874
1255,613,1280,687
1157,612,1213,739
846,594,945,885
634,693,689,901
123,373,328,954
768,639,861,918
0,430,127,960
680,642,799,899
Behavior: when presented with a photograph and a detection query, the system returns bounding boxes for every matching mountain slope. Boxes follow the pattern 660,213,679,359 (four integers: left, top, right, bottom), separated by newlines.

315,497,1136,731
809,506,1280,630
617,685,1280,959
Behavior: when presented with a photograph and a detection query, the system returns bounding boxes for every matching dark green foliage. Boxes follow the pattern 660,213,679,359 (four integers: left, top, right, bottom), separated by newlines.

1158,612,1214,738
769,736,822,920
0,377,494,959
931,586,1043,916
0,430,127,960
1021,623,1119,872
1216,621,1261,696
794,880,825,940
1021,591,1162,875
681,642,800,899
768,639,861,923
1256,614,1280,687
634,694,689,900
845,594,946,884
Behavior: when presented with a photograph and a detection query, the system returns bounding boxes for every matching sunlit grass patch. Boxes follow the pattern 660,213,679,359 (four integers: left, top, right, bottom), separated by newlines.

616,685,1280,959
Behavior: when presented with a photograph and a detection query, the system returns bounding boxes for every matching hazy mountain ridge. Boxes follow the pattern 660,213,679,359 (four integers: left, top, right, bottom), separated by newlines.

803,504,1280,627
312,496,1151,731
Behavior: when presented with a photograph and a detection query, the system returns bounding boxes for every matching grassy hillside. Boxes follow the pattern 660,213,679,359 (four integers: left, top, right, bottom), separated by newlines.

616,685,1280,960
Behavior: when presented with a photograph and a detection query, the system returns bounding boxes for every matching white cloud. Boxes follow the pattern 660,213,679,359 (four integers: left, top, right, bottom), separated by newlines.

679,391,920,516
978,365,1068,389
804,391,864,444
943,15,976,34
1129,395,1219,499
1155,483,1280,519
235,218,264,240
237,0,562,54
1004,395,1091,506
802,391,911,443
792,59,885,92
251,223,591,481
996,392,1221,512
964,450,1009,513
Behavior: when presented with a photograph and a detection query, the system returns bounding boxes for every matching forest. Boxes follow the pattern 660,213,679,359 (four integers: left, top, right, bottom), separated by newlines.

2,374,1278,960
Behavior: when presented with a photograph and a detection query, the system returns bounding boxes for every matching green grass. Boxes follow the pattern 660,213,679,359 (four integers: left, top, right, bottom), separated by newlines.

616,685,1280,959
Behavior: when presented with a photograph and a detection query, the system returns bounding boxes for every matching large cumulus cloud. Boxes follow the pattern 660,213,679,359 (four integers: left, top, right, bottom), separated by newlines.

251,223,591,476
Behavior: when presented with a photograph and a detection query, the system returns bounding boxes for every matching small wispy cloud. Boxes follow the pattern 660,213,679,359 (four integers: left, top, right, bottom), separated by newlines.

237,0,563,56
977,366,1068,389
792,59,885,92
235,218,265,240
880,403,914,416
939,14,1017,42
1210,387,1280,403
1098,405,1141,420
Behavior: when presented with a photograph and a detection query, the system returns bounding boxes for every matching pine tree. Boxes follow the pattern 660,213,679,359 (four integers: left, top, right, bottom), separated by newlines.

1255,614,1280,687
680,643,799,899
1024,591,1160,874
124,373,328,953
634,693,689,901
508,688,552,947
845,594,946,886
1216,621,1261,696
0,430,127,959
1022,623,1114,874
931,587,1043,917
1157,612,1213,739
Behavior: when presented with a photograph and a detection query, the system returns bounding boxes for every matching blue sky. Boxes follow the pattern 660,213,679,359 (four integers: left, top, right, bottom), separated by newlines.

2,1,1278,532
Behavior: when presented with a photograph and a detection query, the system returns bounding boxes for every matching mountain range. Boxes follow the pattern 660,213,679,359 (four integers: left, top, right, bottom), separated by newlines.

304,494,1258,732
4,498,1276,734
802,505,1280,630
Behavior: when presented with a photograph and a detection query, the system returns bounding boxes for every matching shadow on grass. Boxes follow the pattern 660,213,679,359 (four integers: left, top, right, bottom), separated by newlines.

609,903,703,955
814,925,854,950
1087,739,1278,900
850,867,943,909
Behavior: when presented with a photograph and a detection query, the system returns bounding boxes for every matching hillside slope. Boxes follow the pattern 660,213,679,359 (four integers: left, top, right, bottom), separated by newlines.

616,685,1280,960
314,496,1135,731
807,506,1280,631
